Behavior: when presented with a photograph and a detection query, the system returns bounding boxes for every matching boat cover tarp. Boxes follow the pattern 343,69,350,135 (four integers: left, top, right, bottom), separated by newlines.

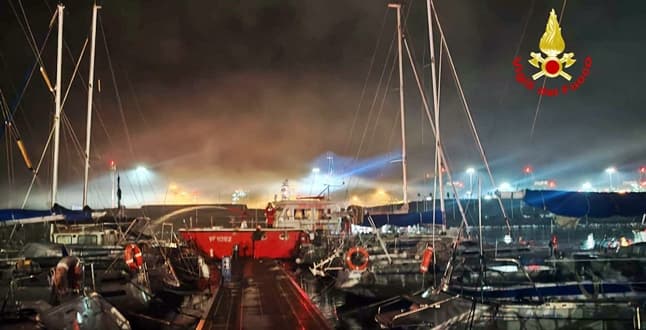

0,204,94,224
51,204,94,223
362,210,443,227
0,209,53,220
523,189,646,218
0,209,61,224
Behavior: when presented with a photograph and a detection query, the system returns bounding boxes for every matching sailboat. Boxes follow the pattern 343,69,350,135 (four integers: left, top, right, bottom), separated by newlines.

373,4,646,329
329,1,469,300
0,5,136,330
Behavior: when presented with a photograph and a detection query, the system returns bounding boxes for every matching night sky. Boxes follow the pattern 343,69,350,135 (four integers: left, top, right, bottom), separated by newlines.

1,0,644,208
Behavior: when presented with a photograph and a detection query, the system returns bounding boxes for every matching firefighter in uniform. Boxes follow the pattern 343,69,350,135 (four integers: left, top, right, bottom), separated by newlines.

264,202,276,228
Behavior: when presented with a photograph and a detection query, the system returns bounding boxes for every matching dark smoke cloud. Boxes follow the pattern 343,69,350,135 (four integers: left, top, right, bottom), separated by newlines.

1,0,645,208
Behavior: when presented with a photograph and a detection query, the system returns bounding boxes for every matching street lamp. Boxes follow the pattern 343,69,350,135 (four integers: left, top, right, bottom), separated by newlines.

605,167,616,191
466,167,475,197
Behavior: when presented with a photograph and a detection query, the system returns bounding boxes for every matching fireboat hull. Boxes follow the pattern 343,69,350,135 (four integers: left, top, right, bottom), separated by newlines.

179,228,304,260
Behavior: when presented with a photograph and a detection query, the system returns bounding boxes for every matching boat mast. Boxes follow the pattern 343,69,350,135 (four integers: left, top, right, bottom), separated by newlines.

426,0,444,226
478,175,483,257
51,4,64,208
389,2,408,211
83,3,101,207
478,174,484,302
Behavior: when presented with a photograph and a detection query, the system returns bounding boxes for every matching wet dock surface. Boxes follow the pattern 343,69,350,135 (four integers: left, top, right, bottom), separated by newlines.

200,258,331,330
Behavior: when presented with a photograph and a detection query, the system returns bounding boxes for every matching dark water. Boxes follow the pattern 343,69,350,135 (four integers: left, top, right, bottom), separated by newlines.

295,269,379,329
295,223,641,329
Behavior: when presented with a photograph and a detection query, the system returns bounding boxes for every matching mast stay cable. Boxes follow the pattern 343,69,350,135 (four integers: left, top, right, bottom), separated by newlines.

430,1,511,235
98,14,135,157
530,0,568,139
345,4,414,199
342,8,389,159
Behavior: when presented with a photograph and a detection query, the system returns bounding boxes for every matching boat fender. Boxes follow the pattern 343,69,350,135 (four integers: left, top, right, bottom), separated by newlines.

198,256,210,279
124,243,144,270
419,246,434,273
345,247,369,272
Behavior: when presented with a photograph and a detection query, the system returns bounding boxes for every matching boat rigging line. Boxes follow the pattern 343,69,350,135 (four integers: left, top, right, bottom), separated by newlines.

1,89,34,174
493,0,535,131
8,0,49,70
430,0,512,236
21,34,91,207
99,13,136,157
343,8,389,158
402,35,469,231
0,9,56,141
345,4,413,199
21,125,55,208
530,0,568,139
367,55,397,153
377,112,401,182
345,31,396,198
38,3,143,207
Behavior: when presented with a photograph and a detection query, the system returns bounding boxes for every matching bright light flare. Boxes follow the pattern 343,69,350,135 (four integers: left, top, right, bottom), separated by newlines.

605,167,616,174
498,182,513,192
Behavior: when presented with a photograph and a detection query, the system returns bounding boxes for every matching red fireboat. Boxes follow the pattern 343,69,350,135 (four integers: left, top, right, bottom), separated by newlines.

179,197,343,260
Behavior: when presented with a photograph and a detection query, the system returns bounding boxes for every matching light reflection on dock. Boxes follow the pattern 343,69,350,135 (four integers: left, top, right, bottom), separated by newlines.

200,258,330,330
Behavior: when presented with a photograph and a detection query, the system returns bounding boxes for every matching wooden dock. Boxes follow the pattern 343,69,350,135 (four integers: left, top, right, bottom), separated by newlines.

197,258,330,330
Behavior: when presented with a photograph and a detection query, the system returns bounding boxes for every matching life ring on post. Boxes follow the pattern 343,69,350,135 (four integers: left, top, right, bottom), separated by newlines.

124,243,144,270
419,246,434,273
345,247,369,271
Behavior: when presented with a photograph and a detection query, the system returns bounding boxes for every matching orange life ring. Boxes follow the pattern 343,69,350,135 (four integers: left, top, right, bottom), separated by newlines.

345,247,369,271
124,243,144,270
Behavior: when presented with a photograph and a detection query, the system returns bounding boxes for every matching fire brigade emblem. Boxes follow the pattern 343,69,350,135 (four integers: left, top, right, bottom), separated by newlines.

528,9,575,81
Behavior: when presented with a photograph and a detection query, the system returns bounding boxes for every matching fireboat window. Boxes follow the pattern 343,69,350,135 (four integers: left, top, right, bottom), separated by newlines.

317,209,331,220
294,209,310,220
77,235,98,245
55,235,73,245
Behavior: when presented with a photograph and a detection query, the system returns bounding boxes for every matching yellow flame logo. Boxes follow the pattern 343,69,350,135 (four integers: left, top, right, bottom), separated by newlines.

528,9,576,80
539,10,565,57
